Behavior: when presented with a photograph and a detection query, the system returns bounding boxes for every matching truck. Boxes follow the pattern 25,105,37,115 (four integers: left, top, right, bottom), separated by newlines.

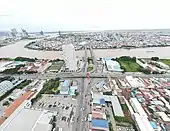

88,113,92,122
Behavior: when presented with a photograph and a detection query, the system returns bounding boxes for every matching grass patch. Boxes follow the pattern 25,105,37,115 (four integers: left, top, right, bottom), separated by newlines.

159,59,170,66
87,66,93,72
116,56,141,72
47,61,64,71
42,78,60,94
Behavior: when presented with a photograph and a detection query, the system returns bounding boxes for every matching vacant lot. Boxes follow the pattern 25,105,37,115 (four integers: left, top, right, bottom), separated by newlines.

159,59,170,66
48,61,64,71
117,57,140,72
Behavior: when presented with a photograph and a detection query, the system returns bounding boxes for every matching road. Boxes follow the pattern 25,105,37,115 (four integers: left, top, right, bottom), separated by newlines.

73,45,91,131
1,72,170,80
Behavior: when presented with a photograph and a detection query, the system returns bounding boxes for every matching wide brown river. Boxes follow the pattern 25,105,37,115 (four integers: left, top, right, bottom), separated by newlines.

0,40,170,59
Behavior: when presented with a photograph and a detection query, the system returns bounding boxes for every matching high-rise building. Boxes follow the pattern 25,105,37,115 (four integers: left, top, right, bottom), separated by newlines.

62,44,77,71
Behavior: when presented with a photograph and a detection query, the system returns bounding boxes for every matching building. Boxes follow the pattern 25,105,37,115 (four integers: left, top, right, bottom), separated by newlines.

0,81,14,97
60,80,70,95
105,59,122,72
126,76,145,88
62,44,77,71
133,113,154,131
0,107,54,131
130,98,148,118
110,96,124,117
91,119,109,131
156,112,170,122
92,111,106,120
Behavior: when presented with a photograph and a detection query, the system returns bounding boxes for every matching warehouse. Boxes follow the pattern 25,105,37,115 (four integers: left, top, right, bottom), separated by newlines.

0,108,54,131
110,96,124,117
130,98,148,118
0,81,14,97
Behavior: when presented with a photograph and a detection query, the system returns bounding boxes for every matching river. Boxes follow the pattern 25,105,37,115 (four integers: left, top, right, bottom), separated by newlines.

0,40,170,59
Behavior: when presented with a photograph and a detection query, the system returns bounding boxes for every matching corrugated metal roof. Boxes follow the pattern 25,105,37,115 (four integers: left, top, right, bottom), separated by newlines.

110,96,124,117
92,119,109,128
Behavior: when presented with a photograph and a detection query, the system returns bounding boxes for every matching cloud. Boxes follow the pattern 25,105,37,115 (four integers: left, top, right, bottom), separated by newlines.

0,0,170,31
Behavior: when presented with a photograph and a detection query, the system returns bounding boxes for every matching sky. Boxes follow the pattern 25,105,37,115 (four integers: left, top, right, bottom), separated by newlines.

0,0,170,32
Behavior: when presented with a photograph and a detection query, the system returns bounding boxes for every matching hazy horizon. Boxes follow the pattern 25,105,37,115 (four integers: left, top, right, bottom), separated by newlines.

1,0,170,32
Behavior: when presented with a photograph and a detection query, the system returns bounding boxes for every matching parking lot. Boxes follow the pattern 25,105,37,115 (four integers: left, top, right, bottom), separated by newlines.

32,94,77,131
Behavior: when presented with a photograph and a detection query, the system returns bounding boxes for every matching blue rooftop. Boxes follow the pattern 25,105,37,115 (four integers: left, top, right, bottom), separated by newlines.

150,121,157,129
92,119,109,128
100,98,105,105
104,58,112,61
63,80,69,87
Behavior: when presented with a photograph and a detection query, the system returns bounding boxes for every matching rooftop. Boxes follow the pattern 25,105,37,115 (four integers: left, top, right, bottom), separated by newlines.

0,108,53,131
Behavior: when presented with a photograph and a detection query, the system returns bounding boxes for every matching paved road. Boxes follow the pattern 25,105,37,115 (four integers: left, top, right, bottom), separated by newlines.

73,45,91,131
1,72,170,80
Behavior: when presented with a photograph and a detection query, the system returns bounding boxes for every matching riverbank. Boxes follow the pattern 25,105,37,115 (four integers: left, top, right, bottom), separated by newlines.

1,40,170,59
24,41,170,52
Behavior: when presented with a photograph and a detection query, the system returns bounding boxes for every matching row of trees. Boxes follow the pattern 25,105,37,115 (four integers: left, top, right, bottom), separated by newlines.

16,80,32,89
1,64,37,74
0,80,31,101
14,57,37,62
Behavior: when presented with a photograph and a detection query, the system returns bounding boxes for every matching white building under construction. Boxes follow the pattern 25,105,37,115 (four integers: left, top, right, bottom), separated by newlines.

62,44,77,71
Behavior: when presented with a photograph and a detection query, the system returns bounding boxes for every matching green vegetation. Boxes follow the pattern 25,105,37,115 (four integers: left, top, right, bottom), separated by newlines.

109,122,113,131
40,78,60,94
47,61,64,71
114,116,130,123
0,58,13,61
87,57,93,64
31,78,60,104
1,64,37,74
49,59,64,62
116,56,141,72
1,65,24,74
16,80,31,89
0,76,14,83
0,80,31,101
160,59,170,66
87,66,93,72
75,91,79,96
138,68,151,74
14,57,37,62
121,104,128,112
2,101,10,106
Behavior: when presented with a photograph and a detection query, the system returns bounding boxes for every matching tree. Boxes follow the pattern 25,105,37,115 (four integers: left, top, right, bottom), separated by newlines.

151,57,159,61
3,101,10,106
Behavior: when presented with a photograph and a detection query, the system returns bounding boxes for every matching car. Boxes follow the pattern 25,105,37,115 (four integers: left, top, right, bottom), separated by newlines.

53,105,57,107
48,105,52,108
